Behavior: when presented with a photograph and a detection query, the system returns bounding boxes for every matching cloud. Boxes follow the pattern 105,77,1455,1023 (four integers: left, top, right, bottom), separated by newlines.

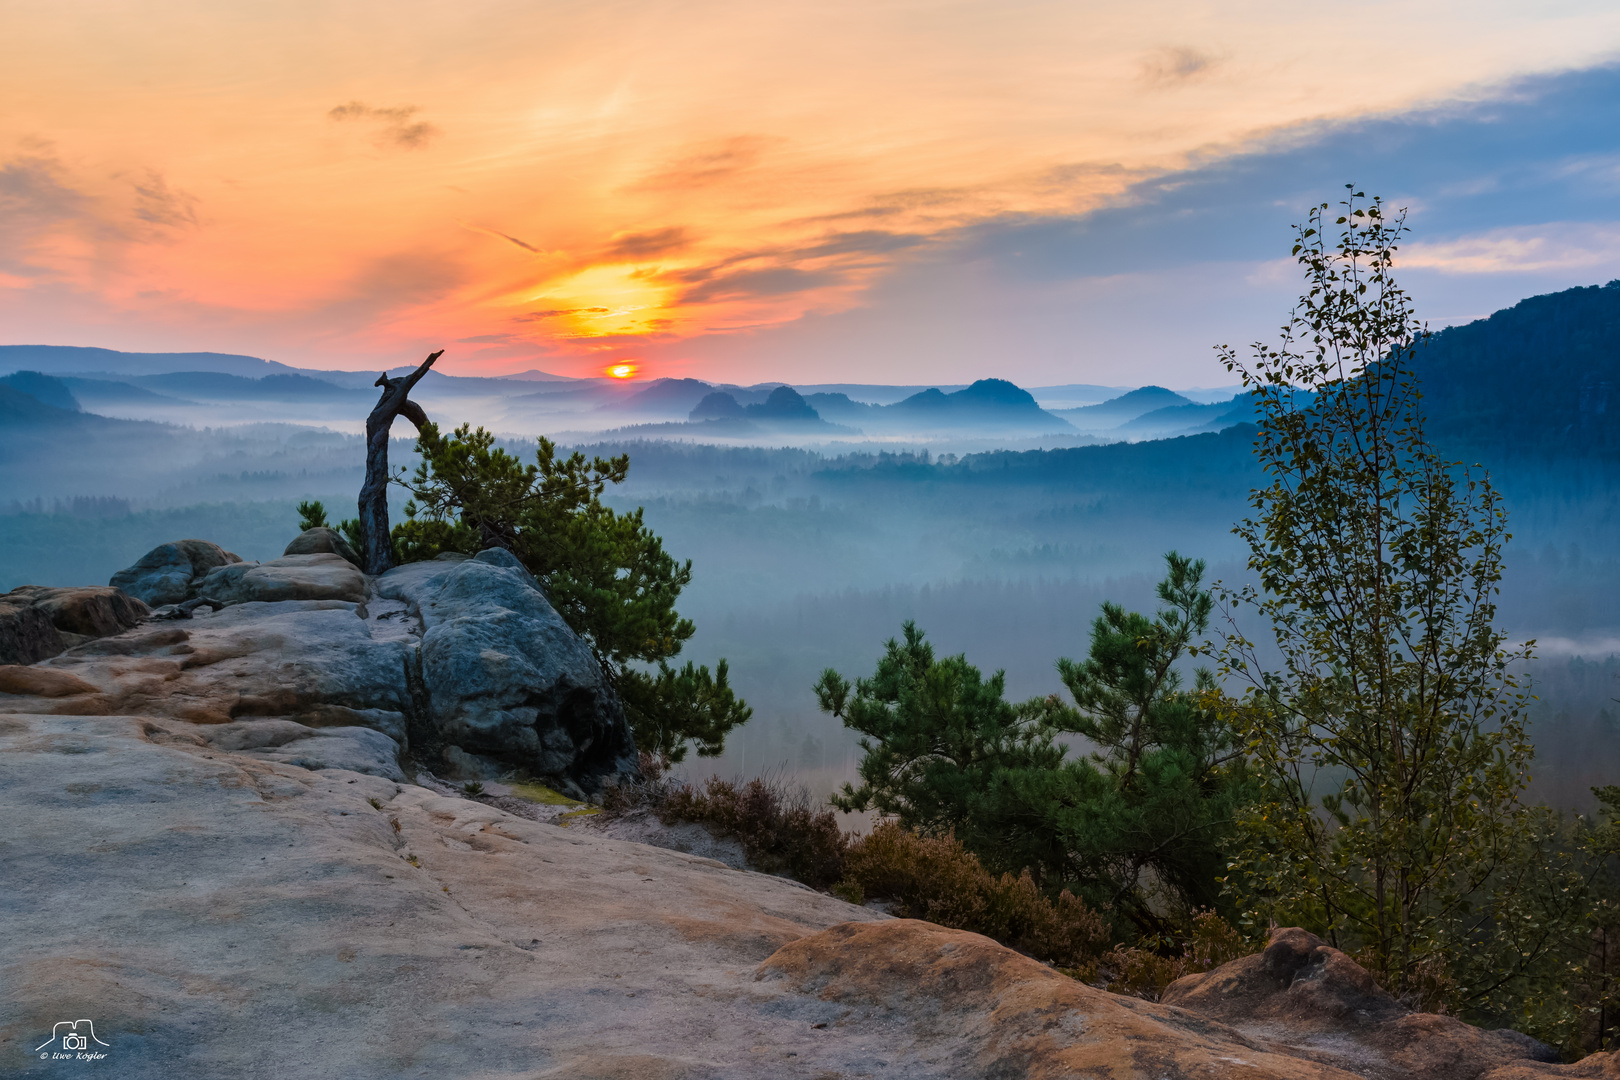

1402,223,1620,274
0,151,91,238
458,220,544,253
631,136,779,191
1139,46,1216,87
516,307,611,321
132,170,198,229
603,226,690,259
299,249,466,325
327,101,439,148
680,266,835,303
792,230,927,260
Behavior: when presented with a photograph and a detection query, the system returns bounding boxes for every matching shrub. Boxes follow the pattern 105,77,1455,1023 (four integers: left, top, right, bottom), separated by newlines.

1079,910,1252,999
839,822,1109,968
657,775,849,889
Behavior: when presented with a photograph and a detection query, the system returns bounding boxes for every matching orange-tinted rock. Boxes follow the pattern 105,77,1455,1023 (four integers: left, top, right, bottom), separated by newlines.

5,585,149,638
0,665,100,697
757,919,1362,1079
1161,926,1562,1080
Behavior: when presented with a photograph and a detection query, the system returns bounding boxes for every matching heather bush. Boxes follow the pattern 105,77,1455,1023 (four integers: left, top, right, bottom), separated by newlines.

839,821,1110,968
654,774,849,889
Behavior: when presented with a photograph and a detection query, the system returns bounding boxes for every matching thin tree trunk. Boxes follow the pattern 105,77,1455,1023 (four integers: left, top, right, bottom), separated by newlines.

359,350,442,575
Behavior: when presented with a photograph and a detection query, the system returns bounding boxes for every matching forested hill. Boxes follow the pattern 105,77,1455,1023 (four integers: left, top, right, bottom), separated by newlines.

1417,280,1620,455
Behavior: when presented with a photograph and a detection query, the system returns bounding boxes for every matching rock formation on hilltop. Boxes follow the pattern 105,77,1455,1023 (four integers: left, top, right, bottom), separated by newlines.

1,530,637,795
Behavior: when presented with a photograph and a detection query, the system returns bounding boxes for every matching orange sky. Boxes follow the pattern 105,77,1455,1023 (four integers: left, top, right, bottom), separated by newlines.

4,0,1620,382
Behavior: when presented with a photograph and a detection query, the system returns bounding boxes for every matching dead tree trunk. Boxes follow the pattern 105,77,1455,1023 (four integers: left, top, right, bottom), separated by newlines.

359,350,442,576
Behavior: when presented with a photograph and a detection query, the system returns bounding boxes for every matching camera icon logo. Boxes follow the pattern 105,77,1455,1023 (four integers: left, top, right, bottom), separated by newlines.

35,1019,110,1055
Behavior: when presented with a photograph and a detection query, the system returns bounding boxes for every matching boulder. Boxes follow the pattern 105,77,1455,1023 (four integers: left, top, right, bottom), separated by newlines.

4,585,149,637
198,553,367,605
377,549,637,793
283,526,362,568
1161,926,1562,1079
0,600,65,666
109,539,241,606
2,600,416,733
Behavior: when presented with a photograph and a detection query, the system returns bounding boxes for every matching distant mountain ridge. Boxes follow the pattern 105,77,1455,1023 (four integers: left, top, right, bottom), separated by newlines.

0,345,307,379
1413,280,1620,455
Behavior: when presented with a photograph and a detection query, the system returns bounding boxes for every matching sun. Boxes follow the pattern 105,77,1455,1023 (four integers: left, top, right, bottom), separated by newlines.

606,363,639,379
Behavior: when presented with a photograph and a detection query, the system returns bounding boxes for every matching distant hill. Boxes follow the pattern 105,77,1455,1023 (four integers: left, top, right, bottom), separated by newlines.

690,392,747,421
62,377,193,406
0,371,80,412
0,383,81,425
1414,280,1620,455
1057,386,1193,431
123,372,364,401
747,385,820,422
619,378,716,417
0,345,306,379
808,379,1075,434
1112,397,1252,439
680,385,836,430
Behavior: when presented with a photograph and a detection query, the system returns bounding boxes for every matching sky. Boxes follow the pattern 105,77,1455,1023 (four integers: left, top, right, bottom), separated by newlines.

4,0,1620,387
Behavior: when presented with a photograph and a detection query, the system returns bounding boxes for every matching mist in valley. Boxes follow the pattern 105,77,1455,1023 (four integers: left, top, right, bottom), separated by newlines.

5,342,1619,816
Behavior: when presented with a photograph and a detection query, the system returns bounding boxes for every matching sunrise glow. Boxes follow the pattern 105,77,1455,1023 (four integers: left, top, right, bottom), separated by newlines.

3,1,1620,383
606,363,639,379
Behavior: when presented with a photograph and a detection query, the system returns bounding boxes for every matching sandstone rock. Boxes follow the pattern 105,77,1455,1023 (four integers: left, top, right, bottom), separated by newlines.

283,525,362,568
1,709,1613,1079
1,600,416,729
377,552,637,793
0,664,100,697
4,584,149,637
109,539,241,605
200,718,406,780
11,547,630,794
757,919,1362,1079
760,920,1602,1080
1162,926,1562,1079
198,553,367,605
0,600,64,665
0,711,884,1079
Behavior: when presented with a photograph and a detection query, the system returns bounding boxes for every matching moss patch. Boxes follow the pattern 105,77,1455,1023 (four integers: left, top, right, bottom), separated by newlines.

506,781,583,807
557,807,602,825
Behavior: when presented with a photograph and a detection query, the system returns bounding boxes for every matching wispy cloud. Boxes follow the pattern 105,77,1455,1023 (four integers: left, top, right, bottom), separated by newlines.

1403,223,1620,274
517,306,612,320
1138,46,1217,87
132,170,198,229
458,220,546,254
603,226,691,259
631,136,779,191
680,266,835,303
328,101,439,148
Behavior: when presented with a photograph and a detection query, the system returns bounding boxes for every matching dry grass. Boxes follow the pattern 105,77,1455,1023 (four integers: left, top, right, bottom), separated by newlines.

602,753,1250,989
